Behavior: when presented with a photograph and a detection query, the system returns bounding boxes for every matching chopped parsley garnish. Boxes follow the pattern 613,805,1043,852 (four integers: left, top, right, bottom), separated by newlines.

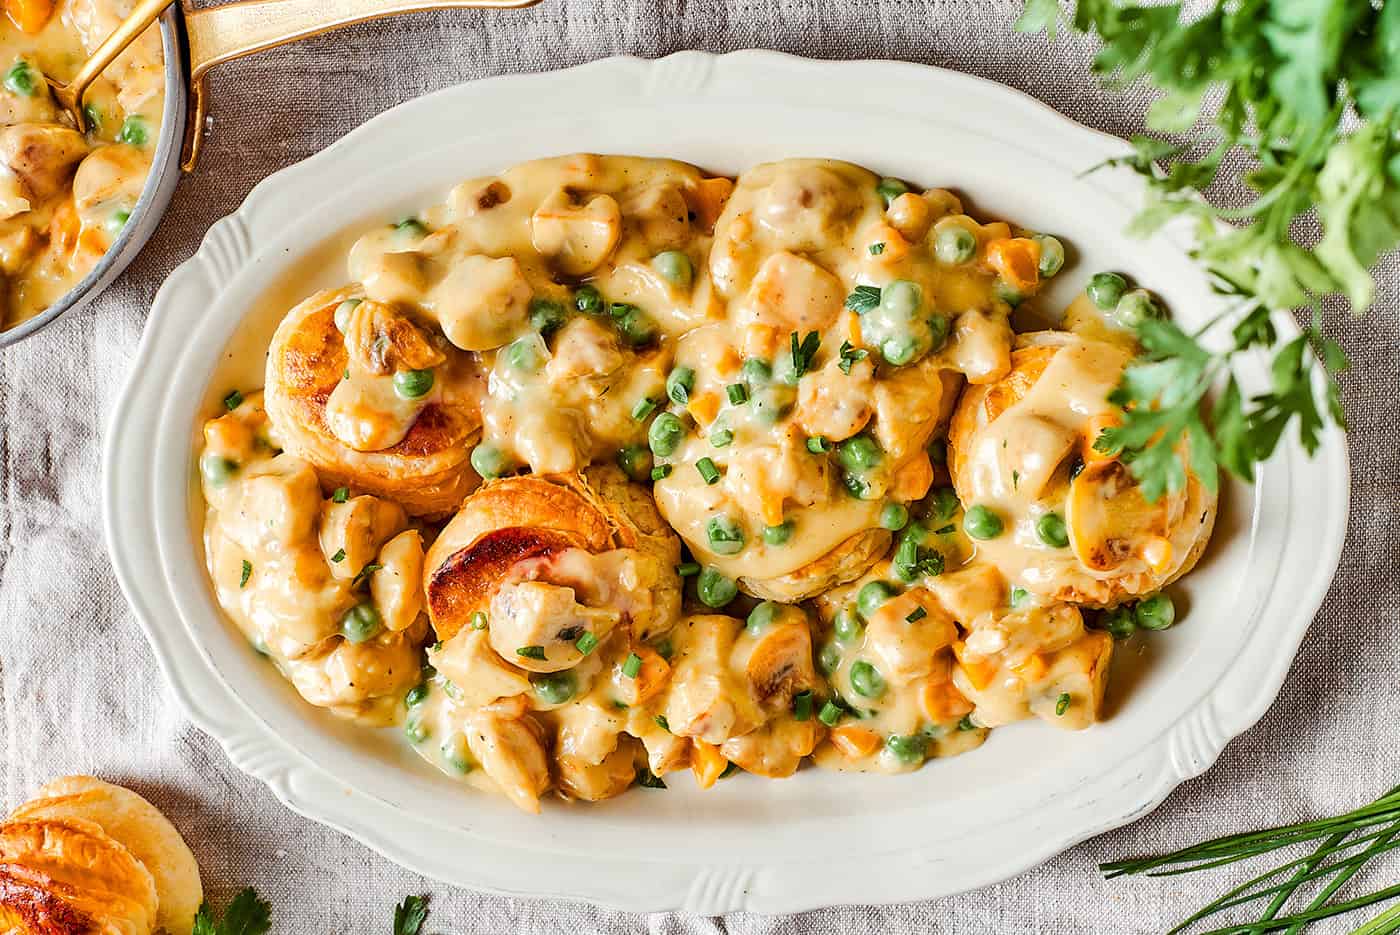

351,562,381,590
844,284,882,313
636,767,667,788
654,714,670,732
192,889,271,935
869,242,886,255
838,340,869,375
933,524,956,535
393,895,429,935
789,330,821,379
223,390,243,411
957,714,976,732
239,560,252,588
905,606,927,623
622,652,643,678
330,549,346,563
516,645,546,660
575,631,599,655
1055,692,1072,717
332,487,349,503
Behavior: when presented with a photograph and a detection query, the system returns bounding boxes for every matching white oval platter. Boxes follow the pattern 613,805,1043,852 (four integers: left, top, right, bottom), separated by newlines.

102,51,1349,913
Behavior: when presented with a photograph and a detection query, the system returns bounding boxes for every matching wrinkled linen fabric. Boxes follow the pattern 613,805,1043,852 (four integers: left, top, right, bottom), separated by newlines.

1,1,1396,932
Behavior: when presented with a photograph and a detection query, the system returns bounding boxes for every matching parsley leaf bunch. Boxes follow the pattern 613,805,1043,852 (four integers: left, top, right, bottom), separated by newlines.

1017,0,1400,495
192,889,271,935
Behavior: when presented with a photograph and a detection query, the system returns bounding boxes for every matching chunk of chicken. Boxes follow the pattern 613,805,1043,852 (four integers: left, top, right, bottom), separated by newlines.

752,164,861,251
531,188,622,275
429,628,530,708
343,300,445,376
370,529,424,631
72,143,148,233
427,254,532,350
796,354,875,442
0,125,89,203
544,317,626,399
217,457,322,550
317,494,408,581
488,580,620,673
463,707,552,814
285,622,424,724
557,739,637,802
739,612,819,712
733,251,844,335
862,590,958,685
720,717,821,778
620,183,690,250
661,616,752,743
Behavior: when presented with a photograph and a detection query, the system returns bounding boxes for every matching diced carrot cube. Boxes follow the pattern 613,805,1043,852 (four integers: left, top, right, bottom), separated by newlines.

690,739,728,789
828,725,881,759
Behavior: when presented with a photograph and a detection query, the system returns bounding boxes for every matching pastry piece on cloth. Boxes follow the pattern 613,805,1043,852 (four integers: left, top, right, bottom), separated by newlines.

948,330,1217,606
265,285,484,519
1,776,201,934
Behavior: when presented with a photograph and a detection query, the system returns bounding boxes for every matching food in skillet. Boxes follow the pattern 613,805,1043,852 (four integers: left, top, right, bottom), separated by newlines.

198,154,1217,812
0,0,165,330
0,775,202,934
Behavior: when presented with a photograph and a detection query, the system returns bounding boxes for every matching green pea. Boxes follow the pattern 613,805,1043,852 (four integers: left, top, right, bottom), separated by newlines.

1086,272,1128,310
506,337,545,371
1114,289,1166,328
648,411,685,457
841,471,871,500
529,297,567,335
964,505,1004,540
749,384,793,425
994,281,1023,308
833,607,862,643
857,581,898,619
392,369,434,399
927,487,960,522
574,284,604,314
850,660,885,699
334,298,361,332
875,177,910,207
666,366,695,405
1035,235,1065,277
886,733,927,765
470,443,509,479
404,717,428,743
1134,593,1177,631
706,514,746,555
4,61,36,96
837,435,881,472
697,566,737,608
652,250,693,288
532,671,577,705
880,280,922,318
763,521,793,545
340,602,382,643
742,357,772,384
105,209,131,238
819,642,842,674
935,226,977,264
118,115,148,147
1102,606,1137,640
613,305,657,346
200,453,237,487
616,444,653,482
442,742,473,774
746,601,778,633
1010,586,1032,609
405,682,429,708
879,502,909,531
881,333,919,367
1036,512,1069,548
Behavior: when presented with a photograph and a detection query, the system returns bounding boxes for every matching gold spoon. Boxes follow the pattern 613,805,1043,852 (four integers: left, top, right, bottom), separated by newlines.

45,0,543,146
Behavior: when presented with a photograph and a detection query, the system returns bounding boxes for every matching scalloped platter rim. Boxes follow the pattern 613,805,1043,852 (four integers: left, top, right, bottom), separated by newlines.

101,51,1349,913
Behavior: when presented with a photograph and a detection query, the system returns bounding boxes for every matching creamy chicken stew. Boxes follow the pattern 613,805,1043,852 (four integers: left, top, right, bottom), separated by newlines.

0,0,163,330
199,154,1218,812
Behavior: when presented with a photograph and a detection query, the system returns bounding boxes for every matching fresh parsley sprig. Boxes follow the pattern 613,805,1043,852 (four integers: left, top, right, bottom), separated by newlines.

1017,0,1400,496
192,889,271,935
394,894,429,935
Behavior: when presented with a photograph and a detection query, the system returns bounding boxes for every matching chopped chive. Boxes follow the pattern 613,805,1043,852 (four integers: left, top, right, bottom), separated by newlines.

869,242,886,255
933,524,956,535
696,457,720,484
631,397,659,421
710,428,734,448
332,487,349,503
676,562,700,576
471,611,488,630
654,714,670,732
239,560,252,588
905,607,927,623
818,700,843,727
726,383,748,405
807,435,831,454
651,464,672,481
350,562,381,589
958,714,976,731
575,631,599,655
1056,692,1071,716
793,690,813,721
223,389,243,411
330,549,346,563
516,645,546,660
622,652,643,678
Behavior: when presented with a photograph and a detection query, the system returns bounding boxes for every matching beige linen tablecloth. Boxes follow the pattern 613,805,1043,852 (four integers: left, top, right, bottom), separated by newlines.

1,1,1396,931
